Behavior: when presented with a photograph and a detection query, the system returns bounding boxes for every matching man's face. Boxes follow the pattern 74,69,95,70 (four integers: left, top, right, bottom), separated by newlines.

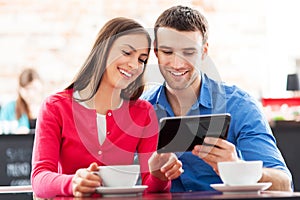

155,27,207,90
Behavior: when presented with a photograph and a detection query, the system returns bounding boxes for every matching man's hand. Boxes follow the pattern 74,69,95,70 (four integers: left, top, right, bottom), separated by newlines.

192,137,239,174
72,162,102,197
148,152,183,181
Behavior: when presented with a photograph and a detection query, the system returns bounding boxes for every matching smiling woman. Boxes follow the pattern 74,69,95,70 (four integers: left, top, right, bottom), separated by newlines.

31,17,183,198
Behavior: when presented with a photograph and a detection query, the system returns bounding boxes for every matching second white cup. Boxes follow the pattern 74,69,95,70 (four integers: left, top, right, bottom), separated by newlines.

218,160,263,186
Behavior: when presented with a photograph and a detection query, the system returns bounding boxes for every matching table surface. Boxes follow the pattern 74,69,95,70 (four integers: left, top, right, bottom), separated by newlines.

2,185,300,200
54,191,300,200
1,191,298,200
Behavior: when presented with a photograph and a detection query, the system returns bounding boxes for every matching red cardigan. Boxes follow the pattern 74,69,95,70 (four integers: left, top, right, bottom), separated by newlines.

31,89,170,198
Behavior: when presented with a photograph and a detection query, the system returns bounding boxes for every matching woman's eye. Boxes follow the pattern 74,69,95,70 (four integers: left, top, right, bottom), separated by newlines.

138,58,147,64
122,50,131,55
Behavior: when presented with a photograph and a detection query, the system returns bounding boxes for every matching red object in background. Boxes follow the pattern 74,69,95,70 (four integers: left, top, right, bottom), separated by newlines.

261,98,300,107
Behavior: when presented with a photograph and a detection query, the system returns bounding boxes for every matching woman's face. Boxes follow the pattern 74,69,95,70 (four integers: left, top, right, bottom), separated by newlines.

102,33,149,90
19,79,43,105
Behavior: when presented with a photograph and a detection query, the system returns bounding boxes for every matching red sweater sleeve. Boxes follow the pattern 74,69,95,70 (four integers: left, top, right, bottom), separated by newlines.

31,95,74,197
136,102,171,192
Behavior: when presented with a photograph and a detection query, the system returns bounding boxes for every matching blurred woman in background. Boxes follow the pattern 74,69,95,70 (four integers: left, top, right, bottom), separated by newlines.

0,68,43,134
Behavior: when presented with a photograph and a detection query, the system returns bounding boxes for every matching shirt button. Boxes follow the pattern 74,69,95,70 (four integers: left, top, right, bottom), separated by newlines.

98,150,102,155
108,112,112,116
107,131,110,135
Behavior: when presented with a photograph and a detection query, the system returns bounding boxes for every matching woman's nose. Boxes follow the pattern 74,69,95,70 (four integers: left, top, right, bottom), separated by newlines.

128,57,141,70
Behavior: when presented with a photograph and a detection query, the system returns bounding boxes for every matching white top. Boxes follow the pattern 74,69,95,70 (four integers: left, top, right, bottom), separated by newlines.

73,90,123,145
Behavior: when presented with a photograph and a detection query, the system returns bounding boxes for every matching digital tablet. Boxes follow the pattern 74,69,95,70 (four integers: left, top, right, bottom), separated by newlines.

157,113,231,153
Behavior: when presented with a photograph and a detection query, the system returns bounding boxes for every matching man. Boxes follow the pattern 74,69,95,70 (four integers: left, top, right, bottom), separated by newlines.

142,5,292,192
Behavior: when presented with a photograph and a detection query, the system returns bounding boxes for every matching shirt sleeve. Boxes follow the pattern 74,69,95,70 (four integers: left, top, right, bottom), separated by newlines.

0,101,30,129
0,101,16,121
230,95,292,179
31,97,74,198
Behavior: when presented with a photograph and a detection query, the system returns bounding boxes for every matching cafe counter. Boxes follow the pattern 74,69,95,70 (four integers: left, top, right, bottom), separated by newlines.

271,120,300,191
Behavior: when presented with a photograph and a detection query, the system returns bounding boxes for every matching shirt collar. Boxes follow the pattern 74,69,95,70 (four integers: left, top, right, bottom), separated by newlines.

155,83,174,115
198,73,213,109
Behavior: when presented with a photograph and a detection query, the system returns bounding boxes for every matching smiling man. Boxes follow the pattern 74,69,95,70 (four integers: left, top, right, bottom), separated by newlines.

142,5,292,192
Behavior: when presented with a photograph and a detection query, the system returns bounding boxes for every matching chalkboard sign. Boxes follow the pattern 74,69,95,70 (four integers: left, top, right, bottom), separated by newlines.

0,193,33,200
0,134,34,186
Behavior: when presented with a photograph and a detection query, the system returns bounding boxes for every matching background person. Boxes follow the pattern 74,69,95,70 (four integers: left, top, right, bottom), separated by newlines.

31,17,182,198
142,5,292,192
0,68,43,134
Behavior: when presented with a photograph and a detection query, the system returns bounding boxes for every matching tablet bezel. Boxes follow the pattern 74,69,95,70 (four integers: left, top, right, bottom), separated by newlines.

157,113,231,153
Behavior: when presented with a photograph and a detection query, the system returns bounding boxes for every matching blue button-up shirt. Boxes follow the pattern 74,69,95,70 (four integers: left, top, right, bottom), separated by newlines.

142,73,291,192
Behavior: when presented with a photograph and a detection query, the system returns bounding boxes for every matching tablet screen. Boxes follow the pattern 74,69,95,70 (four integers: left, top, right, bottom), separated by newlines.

157,113,231,153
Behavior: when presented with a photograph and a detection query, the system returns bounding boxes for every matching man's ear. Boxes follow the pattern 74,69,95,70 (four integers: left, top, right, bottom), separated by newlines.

201,42,209,60
153,40,158,58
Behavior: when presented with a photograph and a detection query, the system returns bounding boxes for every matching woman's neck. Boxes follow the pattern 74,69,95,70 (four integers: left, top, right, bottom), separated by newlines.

79,83,122,115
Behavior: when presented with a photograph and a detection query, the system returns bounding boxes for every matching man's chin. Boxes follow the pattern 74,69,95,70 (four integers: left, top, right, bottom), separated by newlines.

165,82,189,91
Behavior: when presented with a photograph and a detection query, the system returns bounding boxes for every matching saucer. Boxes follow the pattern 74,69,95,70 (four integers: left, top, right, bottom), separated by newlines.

95,185,148,197
210,182,272,194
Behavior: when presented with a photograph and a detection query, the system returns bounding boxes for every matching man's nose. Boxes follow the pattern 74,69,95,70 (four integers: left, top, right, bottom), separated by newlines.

172,53,186,69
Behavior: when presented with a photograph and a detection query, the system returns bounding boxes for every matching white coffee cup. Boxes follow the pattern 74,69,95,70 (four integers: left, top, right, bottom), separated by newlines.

218,160,263,186
97,165,140,187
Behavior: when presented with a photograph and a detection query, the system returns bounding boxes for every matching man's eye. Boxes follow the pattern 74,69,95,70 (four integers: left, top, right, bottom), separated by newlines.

122,50,131,55
161,50,173,55
183,51,196,56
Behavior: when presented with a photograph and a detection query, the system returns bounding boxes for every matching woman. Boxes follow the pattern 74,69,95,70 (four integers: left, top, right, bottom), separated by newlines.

0,68,43,134
31,17,183,198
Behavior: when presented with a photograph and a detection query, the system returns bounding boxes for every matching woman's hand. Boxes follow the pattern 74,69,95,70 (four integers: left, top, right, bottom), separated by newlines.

72,162,102,197
148,152,183,181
